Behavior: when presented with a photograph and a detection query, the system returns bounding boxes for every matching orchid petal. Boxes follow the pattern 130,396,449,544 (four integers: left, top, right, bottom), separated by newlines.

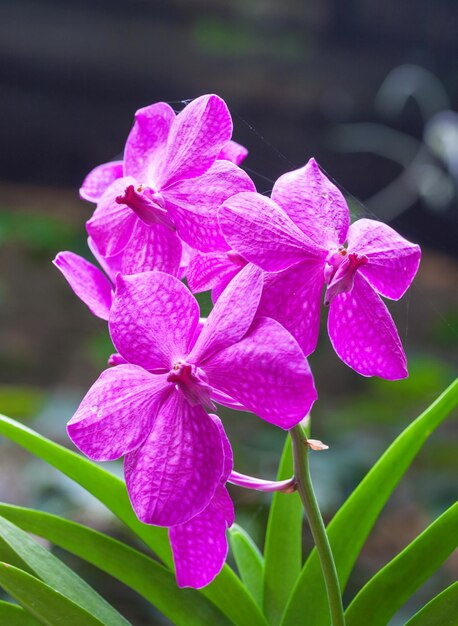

219,192,325,272
189,264,263,363
87,236,122,284
186,251,238,294
347,218,421,300
124,391,224,526
86,177,137,257
170,485,233,589
110,272,200,371
118,219,182,276
271,158,350,247
328,273,408,379
67,365,167,461
204,317,317,429
124,102,175,182
53,251,113,320
160,95,233,187
80,161,124,203
259,258,325,356
208,414,233,482
165,160,255,252
218,140,248,165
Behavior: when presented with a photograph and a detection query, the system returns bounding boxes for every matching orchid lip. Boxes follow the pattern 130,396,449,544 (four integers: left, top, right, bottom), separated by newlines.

116,184,175,230
324,249,368,305
167,360,216,411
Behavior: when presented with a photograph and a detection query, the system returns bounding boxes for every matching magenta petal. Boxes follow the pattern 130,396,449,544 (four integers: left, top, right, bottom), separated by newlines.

119,219,182,276
160,95,233,187
80,161,124,203
170,485,233,589
53,251,113,320
219,192,325,272
67,365,167,461
87,236,123,284
124,391,224,526
186,251,237,294
208,414,233,481
328,273,408,380
110,272,200,371
218,140,248,165
347,219,421,300
124,102,175,181
189,264,263,363
86,177,138,257
204,317,318,429
165,160,255,252
271,158,350,248
259,259,325,356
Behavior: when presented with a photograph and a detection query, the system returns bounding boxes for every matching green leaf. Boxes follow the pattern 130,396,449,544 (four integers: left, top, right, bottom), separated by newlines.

0,601,42,626
0,514,130,626
0,414,171,566
404,582,458,626
0,563,105,626
263,435,302,625
0,504,232,626
345,502,458,625
0,415,268,626
229,523,264,607
281,378,458,626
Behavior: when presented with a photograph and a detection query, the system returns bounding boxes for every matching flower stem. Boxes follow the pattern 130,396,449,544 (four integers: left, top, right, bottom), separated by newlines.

290,424,346,626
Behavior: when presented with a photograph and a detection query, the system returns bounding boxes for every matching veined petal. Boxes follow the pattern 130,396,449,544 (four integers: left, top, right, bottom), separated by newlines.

88,236,123,284
86,177,138,257
189,264,263,363
347,218,421,300
204,317,318,429
53,251,113,320
119,219,182,276
208,414,233,482
67,365,167,461
160,95,233,187
328,273,408,379
165,160,255,252
219,192,325,272
271,158,350,248
124,391,224,526
218,140,248,165
80,161,124,203
110,272,200,371
170,485,233,589
124,102,175,182
186,251,240,294
259,258,325,356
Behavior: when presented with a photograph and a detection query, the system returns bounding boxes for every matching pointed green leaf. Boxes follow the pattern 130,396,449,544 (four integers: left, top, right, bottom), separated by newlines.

229,523,264,607
0,514,130,626
0,415,267,626
346,502,458,625
263,435,302,625
281,378,458,626
404,582,458,626
0,563,105,626
0,504,236,626
0,601,41,626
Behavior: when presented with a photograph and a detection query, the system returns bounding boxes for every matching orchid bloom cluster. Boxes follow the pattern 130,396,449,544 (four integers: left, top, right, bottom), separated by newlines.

54,94,421,589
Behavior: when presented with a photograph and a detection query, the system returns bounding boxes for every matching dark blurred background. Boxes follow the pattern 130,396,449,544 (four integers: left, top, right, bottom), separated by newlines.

0,1,457,624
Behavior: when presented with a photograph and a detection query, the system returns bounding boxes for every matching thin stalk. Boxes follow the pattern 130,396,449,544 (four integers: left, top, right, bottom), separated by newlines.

290,424,345,626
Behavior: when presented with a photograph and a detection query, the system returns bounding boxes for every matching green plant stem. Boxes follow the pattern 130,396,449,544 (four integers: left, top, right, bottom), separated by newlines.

290,425,345,626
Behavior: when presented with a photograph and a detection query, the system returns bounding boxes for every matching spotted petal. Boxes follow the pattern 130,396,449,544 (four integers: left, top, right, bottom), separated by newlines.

110,272,200,370
53,251,113,320
80,161,124,203
347,218,421,300
219,192,325,272
186,251,242,294
67,365,167,461
170,485,233,588
204,317,317,429
124,391,224,526
271,158,350,248
218,140,248,165
328,273,408,379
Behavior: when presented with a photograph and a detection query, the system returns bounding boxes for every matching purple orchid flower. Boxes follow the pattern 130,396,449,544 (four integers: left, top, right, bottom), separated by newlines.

186,250,248,303
81,95,254,275
67,264,317,529
219,158,421,380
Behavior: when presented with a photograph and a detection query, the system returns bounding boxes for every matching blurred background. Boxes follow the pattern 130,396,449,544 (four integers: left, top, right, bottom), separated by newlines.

0,1,457,624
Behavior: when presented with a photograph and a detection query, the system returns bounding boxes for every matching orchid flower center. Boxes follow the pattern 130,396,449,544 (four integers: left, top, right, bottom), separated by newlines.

324,247,368,305
167,360,216,411
116,184,175,230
